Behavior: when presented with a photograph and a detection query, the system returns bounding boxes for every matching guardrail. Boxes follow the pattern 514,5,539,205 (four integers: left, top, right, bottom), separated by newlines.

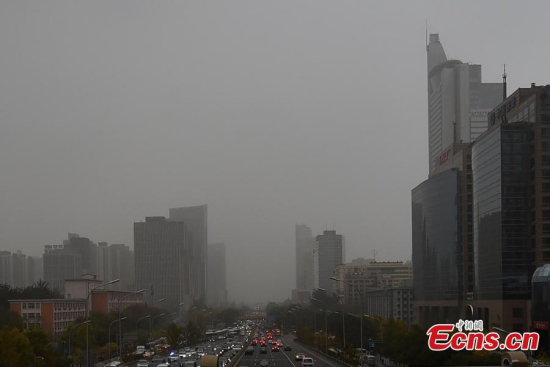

228,329,255,367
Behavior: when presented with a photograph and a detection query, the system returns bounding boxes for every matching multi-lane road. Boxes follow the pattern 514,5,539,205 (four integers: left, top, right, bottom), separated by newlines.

236,335,345,367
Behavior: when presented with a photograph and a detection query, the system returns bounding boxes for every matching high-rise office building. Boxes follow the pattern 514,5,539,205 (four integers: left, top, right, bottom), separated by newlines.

412,168,463,326
43,245,83,293
295,224,315,291
412,34,502,327
313,230,344,291
207,243,227,307
169,205,207,303
66,234,98,277
469,84,550,333
427,33,502,173
134,216,188,309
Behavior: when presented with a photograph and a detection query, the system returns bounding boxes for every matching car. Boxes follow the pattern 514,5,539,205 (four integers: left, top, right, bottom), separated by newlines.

284,346,292,351
137,360,150,367
259,346,267,354
295,353,305,361
258,360,270,367
156,364,171,367
106,362,121,367
271,346,280,352
245,346,254,355
185,361,197,367
301,358,314,367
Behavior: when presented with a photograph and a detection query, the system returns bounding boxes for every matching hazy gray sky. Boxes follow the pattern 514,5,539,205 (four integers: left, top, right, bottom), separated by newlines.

1,1,549,304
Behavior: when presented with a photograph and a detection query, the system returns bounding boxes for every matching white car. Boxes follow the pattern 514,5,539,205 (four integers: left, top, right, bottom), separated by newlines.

106,362,121,367
302,358,314,367
137,360,150,367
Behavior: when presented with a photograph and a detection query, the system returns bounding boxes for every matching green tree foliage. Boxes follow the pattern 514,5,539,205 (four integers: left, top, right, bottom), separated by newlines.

0,308,22,329
296,325,314,345
212,308,241,326
24,327,50,356
0,327,35,366
166,322,184,348
186,320,202,345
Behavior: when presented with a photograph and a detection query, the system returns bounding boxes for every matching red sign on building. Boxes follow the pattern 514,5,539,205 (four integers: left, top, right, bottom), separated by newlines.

533,321,548,330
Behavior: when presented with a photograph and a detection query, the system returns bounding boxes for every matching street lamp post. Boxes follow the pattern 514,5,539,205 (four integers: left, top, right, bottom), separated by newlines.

68,320,90,357
86,278,119,367
318,287,346,350
118,289,146,358
334,311,346,350
136,314,151,345
311,298,328,354
149,298,166,345
331,276,364,355
109,317,127,361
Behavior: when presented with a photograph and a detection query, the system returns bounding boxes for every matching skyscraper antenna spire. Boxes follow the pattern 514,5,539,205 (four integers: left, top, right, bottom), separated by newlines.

502,64,507,101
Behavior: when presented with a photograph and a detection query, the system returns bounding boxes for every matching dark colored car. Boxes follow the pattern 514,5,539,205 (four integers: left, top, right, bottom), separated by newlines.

259,347,267,354
245,347,254,355
284,346,292,351
271,346,280,352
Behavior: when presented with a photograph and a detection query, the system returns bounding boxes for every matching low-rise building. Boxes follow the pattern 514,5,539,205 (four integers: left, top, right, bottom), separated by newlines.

9,299,87,337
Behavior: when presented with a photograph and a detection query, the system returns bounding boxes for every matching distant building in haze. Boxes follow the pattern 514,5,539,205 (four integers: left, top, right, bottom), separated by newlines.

427,33,502,173
108,244,135,291
295,224,315,291
0,251,44,288
134,216,188,309
65,234,98,277
207,243,227,307
43,245,83,293
335,260,412,313
313,230,344,291
97,242,109,286
169,205,208,303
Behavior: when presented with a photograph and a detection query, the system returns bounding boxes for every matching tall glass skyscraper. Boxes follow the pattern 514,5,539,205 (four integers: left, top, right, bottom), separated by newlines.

427,34,502,173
